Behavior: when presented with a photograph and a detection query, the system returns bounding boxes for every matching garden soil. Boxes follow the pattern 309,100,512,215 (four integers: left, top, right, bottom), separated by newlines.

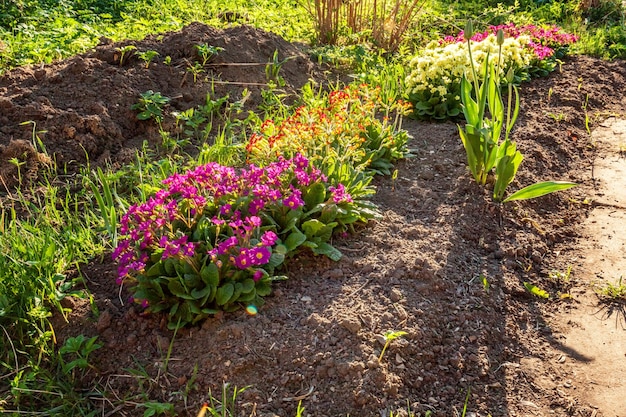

2,23,626,417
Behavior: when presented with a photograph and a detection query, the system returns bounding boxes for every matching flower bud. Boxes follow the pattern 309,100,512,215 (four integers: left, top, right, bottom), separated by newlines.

506,67,515,84
464,20,474,41
497,29,504,46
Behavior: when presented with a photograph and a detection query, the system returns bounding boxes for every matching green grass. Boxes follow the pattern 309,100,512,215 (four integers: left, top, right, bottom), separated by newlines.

2,0,625,73
596,276,626,299
0,182,109,414
0,0,314,71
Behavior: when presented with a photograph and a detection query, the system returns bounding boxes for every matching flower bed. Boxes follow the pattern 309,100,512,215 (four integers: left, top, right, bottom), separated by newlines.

114,82,412,327
405,23,578,120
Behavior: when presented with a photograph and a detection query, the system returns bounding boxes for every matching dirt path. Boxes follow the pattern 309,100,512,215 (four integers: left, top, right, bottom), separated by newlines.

556,118,626,417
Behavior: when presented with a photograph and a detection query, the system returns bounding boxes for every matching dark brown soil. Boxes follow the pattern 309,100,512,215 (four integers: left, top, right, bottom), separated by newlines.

2,23,626,417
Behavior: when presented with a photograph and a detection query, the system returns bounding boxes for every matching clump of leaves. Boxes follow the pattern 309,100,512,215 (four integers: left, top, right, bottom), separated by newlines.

197,383,249,417
116,45,137,67
114,154,363,328
549,265,573,299
138,401,175,417
137,50,159,68
195,43,224,66
265,49,291,86
131,90,170,123
596,276,626,299
187,62,205,83
58,335,102,379
524,281,550,299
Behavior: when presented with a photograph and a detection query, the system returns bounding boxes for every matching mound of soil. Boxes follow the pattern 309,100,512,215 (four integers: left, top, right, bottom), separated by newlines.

0,23,320,188
3,23,626,417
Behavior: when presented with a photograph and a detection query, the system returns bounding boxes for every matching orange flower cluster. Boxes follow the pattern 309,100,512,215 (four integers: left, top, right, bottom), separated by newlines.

246,83,408,171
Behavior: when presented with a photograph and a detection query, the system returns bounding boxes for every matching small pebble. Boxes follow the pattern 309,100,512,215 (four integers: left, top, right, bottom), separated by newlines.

329,268,343,278
96,310,112,332
389,288,403,302
340,318,361,334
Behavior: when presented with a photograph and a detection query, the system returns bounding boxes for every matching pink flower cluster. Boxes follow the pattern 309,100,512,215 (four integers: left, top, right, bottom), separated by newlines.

328,183,353,203
207,213,278,280
113,154,336,284
442,23,578,60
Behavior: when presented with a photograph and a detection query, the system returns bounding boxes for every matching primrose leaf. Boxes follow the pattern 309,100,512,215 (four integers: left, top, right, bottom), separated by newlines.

304,182,327,208
284,230,307,252
320,204,338,223
241,278,255,294
273,243,288,255
267,252,285,269
164,258,176,275
523,282,550,299
190,285,212,300
200,263,219,287
302,219,325,238
146,262,165,277
216,283,235,306
237,290,257,302
311,242,342,261
168,280,194,300
255,279,272,296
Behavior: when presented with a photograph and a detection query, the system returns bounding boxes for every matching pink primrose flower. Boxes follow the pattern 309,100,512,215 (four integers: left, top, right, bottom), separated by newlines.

249,246,271,266
220,204,232,216
253,184,271,200
283,188,304,209
181,241,197,257
249,198,266,215
253,269,264,282
268,189,282,201
234,249,252,269
247,215,262,228
217,236,238,255
293,153,309,169
112,240,131,260
329,183,353,203
229,218,243,230
295,169,312,186
260,230,278,246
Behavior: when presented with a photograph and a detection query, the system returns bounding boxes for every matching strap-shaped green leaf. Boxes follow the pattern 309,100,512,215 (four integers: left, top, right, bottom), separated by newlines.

503,181,577,202
493,142,524,201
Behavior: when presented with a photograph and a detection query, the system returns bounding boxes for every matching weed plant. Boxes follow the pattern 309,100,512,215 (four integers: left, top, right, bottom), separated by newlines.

596,276,626,299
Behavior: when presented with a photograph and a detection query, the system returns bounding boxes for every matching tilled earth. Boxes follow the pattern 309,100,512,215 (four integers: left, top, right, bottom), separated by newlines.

2,23,626,417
